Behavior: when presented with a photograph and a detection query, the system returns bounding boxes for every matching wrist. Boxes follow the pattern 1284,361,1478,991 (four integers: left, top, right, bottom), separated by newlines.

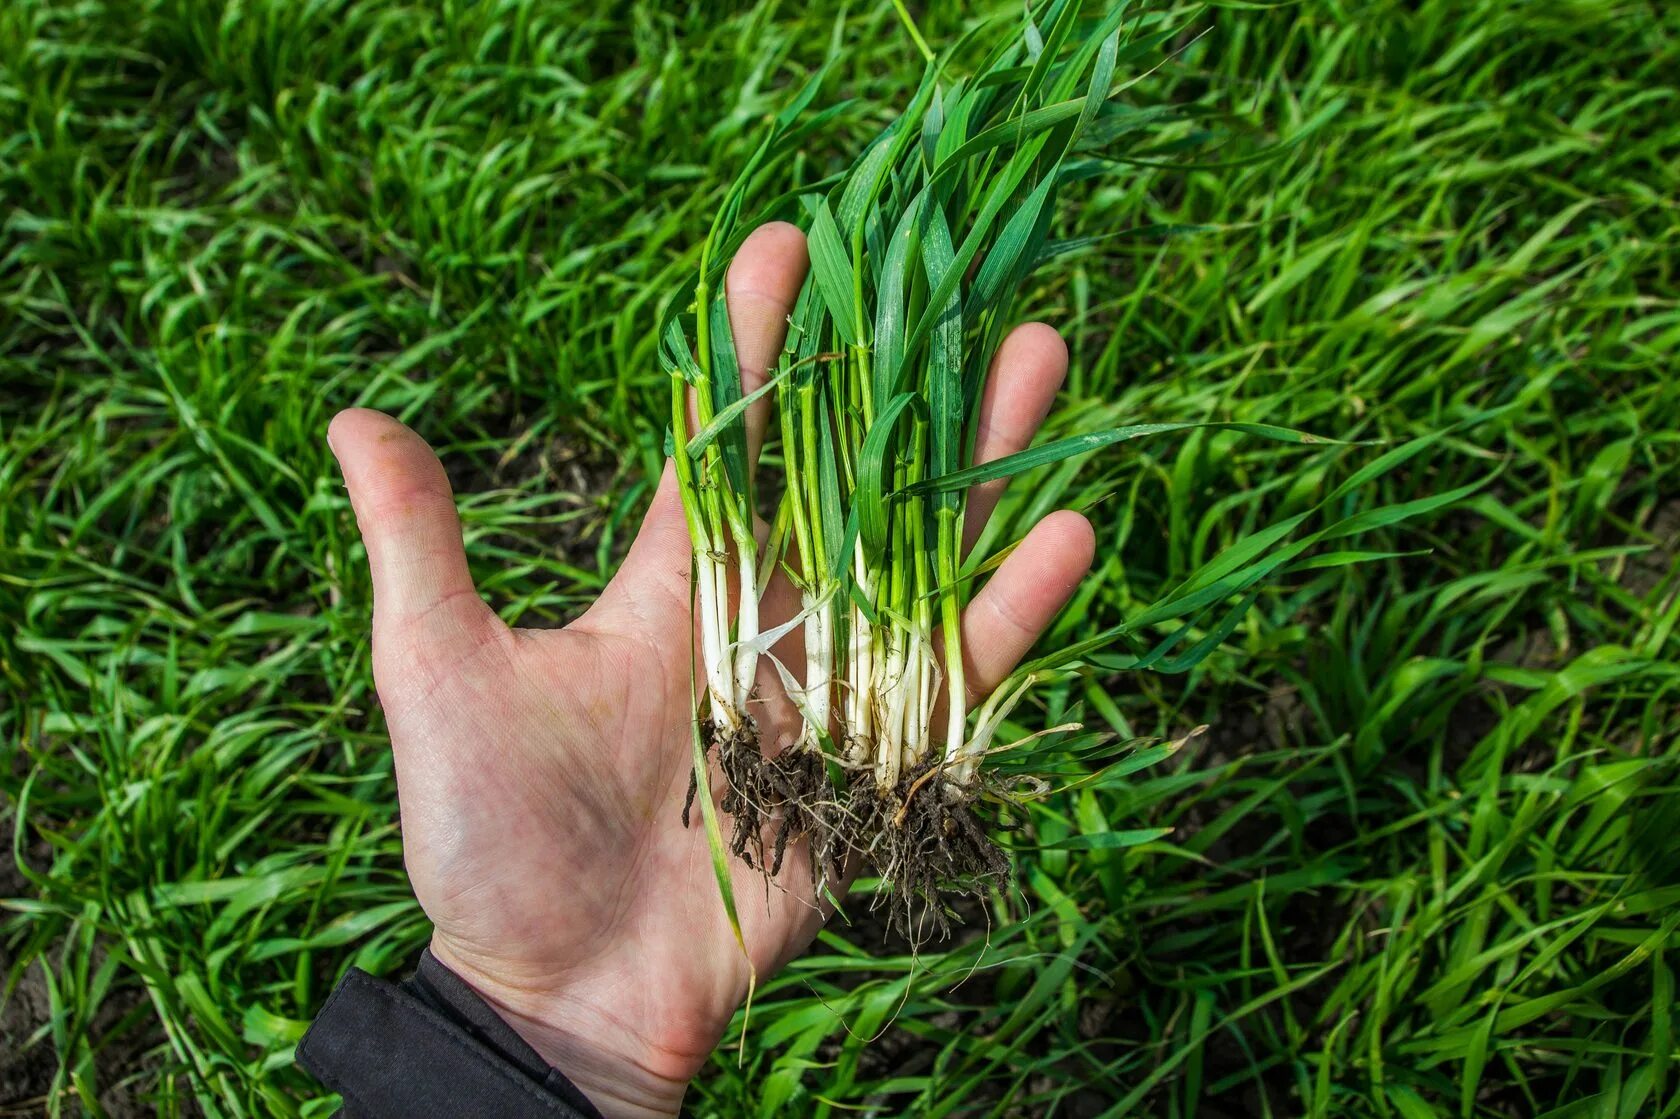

427,934,697,1119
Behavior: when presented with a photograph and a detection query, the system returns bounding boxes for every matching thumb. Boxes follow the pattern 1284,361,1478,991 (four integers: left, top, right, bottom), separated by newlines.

328,408,496,659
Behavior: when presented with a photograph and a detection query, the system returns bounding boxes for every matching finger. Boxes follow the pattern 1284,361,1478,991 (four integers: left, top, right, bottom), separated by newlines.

327,408,496,648
725,221,809,470
962,323,1069,553
959,509,1095,700
582,460,690,630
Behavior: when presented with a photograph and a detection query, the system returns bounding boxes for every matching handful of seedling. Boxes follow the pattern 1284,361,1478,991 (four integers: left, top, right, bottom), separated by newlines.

663,2,1329,937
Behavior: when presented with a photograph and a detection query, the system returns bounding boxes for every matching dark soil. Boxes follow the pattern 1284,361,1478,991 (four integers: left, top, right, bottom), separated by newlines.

0,927,55,1116
0,821,191,1119
1,813,55,1116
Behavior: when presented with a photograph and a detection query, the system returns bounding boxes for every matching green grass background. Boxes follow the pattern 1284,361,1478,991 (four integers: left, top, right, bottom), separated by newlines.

3,0,1678,1115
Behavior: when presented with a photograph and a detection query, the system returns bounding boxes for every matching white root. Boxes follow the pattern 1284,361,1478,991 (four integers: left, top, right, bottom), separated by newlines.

695,547,737,733
902,621,937,771
730,536,760,714
898,636,924,774
845,550,876,763
875,625,908,790
947,673,1039,785
803,593,833,747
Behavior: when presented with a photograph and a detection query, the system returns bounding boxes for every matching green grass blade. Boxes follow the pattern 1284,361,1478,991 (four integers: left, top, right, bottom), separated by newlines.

660,317,704,384
856,391,924,560
805,197,863,347
969,171,1057,314
706,290,750,496
686,356,820,461
872,192,925,412
901,421,1343,497
921,201,964,512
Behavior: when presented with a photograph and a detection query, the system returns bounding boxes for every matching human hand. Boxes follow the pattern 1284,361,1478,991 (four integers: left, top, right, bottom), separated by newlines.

325,222,1095,1119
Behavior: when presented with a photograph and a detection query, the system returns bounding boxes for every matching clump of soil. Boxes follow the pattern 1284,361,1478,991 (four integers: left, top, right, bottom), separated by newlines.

713,720,771,867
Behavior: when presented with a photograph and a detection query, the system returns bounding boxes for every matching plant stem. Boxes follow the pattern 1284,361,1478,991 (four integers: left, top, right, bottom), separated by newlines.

937,508,966,770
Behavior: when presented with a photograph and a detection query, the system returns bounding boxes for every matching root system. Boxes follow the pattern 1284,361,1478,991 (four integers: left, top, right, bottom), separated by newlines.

685,735,1008,943
852,762,1010,945
762,748,846,885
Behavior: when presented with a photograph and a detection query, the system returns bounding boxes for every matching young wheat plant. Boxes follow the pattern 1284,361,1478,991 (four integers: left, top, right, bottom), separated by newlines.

667,1,1340,938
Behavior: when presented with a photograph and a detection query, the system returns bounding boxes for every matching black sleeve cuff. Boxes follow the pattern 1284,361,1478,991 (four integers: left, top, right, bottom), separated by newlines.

297,949,605,1119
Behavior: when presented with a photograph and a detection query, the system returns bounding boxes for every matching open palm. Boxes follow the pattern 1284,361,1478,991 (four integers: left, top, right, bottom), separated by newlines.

327,223,1095,1119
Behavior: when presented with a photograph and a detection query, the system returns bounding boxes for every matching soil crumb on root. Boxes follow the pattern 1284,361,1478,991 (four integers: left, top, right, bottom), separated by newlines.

681,718,778,870
682,723,848,887
856,763,1011,946
763,748,846,885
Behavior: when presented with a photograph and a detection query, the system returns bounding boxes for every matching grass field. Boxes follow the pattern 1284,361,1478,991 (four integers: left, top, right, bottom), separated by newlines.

3,0,1679,1115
